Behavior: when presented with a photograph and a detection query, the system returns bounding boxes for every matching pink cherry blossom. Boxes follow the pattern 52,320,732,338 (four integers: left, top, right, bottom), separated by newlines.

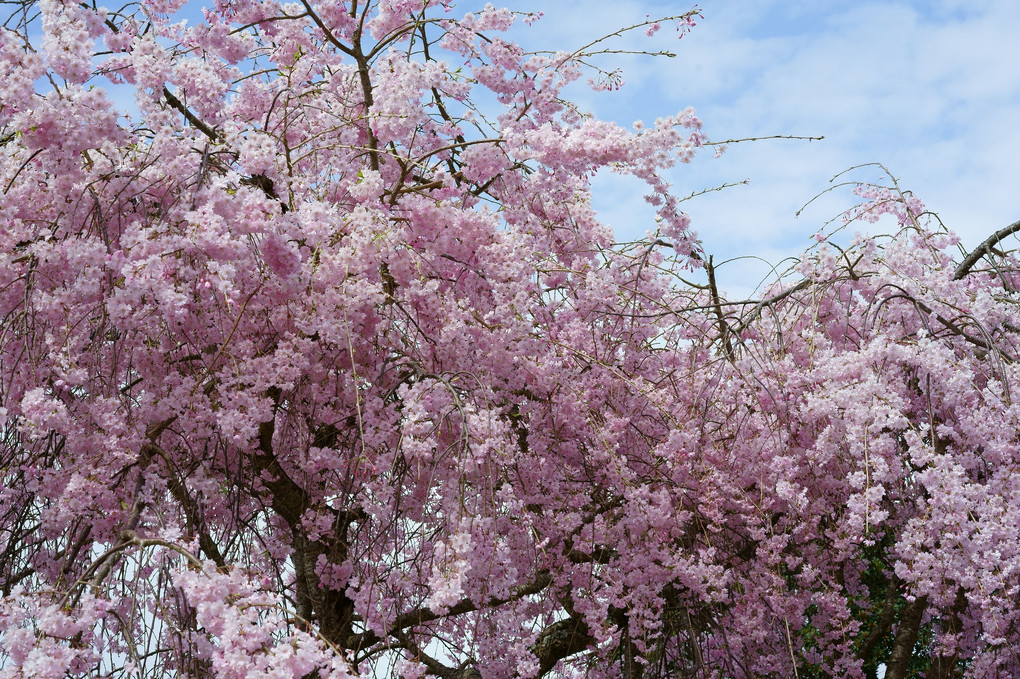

2,1,1018,678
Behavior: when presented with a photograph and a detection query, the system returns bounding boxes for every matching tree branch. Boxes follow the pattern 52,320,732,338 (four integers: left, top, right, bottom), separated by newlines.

348,570,553,653
856,576,898,665
143,442,228,571
927,588,966,679
954,218,1020,280
533,615,594,677
162,86,222,142
707,256,733,360
885,595,927,679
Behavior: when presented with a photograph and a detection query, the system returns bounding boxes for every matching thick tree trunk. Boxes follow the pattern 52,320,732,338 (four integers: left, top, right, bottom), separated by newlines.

533,616,594,678
885,596,927,679
857,579,899,666
926,588,966,679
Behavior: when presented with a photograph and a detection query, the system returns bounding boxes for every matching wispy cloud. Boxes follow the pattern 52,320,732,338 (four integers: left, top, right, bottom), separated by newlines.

505,0,1020,294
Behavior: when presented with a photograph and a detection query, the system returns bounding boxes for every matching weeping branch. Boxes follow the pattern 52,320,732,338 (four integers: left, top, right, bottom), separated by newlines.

954,218,1020,280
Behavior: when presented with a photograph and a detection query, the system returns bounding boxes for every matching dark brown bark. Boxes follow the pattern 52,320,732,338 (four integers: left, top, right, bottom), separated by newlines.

885,595,927,679
706,255,733,360
254,388,357,646
926,588,967,679
162,86,222,143
857,578,899,665
533,615,595,678
346,570,553,653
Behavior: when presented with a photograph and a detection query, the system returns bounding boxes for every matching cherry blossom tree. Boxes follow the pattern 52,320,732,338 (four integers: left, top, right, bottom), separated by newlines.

2,1,1019,677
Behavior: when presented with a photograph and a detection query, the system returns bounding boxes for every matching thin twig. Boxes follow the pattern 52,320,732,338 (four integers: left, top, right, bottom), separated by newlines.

703,134,824,146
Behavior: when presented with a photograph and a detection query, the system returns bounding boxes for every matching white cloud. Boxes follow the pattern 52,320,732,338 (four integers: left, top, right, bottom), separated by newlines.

536,0,1020,295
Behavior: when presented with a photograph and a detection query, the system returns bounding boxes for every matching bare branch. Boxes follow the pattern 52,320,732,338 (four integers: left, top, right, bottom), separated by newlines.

162,87,222,142
954,218,1020,280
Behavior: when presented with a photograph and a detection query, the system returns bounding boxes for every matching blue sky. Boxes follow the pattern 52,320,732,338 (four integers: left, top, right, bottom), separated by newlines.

491,0,1020,295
